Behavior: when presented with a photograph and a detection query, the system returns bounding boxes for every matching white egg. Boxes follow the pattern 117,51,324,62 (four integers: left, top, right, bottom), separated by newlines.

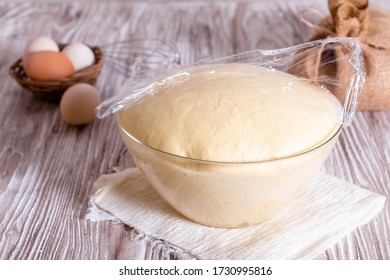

62,43,95,72
24,36,59,54
23,36,59,63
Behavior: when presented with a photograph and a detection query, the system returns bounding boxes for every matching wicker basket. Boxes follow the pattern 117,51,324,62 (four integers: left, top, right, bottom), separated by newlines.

9,44,104,102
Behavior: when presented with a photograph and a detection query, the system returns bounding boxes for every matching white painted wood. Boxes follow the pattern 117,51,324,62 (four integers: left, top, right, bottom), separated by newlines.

0,0,389,259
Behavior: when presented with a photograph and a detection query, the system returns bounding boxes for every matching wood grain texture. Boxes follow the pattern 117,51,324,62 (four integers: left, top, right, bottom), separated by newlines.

0,0,389,260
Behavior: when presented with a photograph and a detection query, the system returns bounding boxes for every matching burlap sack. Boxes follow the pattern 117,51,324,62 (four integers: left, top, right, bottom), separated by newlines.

303,0,390,110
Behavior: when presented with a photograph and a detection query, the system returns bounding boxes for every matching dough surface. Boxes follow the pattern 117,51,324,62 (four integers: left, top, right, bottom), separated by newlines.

117,64,342,162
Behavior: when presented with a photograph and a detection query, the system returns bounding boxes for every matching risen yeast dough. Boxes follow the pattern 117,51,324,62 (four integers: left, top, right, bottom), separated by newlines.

118,64,342,162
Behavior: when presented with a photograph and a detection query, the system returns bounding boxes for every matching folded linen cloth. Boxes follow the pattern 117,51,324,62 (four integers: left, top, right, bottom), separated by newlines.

89,168,385,259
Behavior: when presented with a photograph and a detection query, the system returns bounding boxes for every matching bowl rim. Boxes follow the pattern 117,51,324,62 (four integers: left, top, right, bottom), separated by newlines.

114,112,343,165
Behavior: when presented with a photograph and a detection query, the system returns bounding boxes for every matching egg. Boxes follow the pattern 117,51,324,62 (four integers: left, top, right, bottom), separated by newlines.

60,83,101,125
23,36,59,63
62,43,95,72
24,51,75,80
24,36,59,54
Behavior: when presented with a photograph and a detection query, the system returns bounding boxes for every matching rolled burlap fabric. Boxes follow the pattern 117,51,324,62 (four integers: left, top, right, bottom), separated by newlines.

302,0,390,110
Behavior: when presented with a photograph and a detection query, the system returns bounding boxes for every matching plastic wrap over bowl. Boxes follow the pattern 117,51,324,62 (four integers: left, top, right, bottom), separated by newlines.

97,38,365,228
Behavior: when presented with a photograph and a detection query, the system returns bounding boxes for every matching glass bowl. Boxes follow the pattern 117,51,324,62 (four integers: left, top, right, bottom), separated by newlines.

100,38,364,228
115,110,341,228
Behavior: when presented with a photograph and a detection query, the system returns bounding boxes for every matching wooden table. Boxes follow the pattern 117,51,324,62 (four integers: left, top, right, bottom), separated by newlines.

1,0,389,260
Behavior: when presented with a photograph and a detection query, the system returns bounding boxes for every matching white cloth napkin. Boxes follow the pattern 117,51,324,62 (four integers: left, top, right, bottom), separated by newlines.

89,168,385,260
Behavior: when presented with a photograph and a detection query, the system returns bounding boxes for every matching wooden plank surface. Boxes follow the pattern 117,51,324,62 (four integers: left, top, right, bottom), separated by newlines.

0,0,389,260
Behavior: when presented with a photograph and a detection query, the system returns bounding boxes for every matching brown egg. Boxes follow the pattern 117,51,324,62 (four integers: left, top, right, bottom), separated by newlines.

60,83,101,126
24,51,74,80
